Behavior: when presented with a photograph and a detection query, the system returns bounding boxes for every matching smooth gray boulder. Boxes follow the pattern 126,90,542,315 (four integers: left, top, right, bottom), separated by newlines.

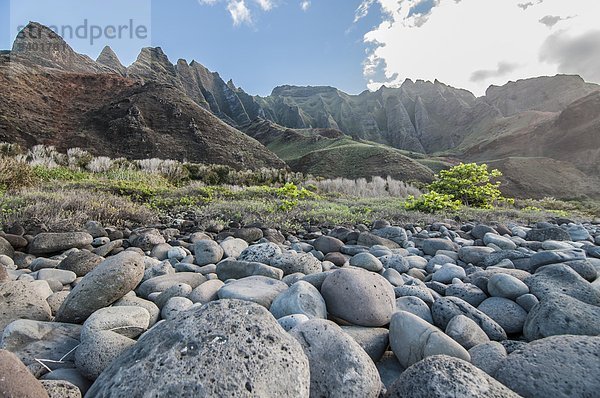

446,314,490,350
529,248,586,272
349,252,383,272
321,268,395,327
395,296,433,324
445,283,488,307
216,258,283,280
188,279,224,305
523,293,600,341
57,250,104,277
137,273,206,299
219,238,248,259
469,341,507,376
290,319,381,398
270,281,327,319
112,296,160,326
386,355,520,397
525,263,600,306
477,297,528,335
86,300,310,397
422,238,458,256
29,232,93,255
496,335,600,398
218,276,288,308
458,246,495,266
389,311,470,368
487,273,529,299
75,330,135,380
193,239,224,266
270,252,322,275
55,252,145,324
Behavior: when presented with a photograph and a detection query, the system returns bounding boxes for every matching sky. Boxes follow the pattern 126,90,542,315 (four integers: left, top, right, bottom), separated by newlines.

1,0,599,96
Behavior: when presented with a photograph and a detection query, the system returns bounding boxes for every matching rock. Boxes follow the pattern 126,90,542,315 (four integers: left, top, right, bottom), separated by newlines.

446,314,490,350
127,228,165,251
477,297,527,335
219,238,248,259
277,314,309,331
0,264,9,283
29,232,93,255
0,320,81,371
483,232,517,250
523,293,600,341
29,258,61,272
47,291,69,314
481,249,531,269
445,283,488,307
349,252,383,272
0,236,15,258
432,264,466,283
86,300,310,397
137,273,206,299
154,283,192,309
394,283,434,305
487,273,529,299
516,293,539,312
357,232,400,249
526,263,600,305
161,297,193,320
40,380,81,398
150,243,172,261
0,281,52,332
566,224,591,241
431,296,507,341
422,238,458,256
373,226,407,243
561,259,598,281
321,268,395,327
468,341,507,376
395,296,433,323
92,240,123,257
312,236,344,254
389,311,470,368
218,276,288,308
458,246,495,265
0,349,49,398
35,269,77,285
57,250,104,277
387,355,519,397
529,248,586,272
193,239,224,266
233,227,263,243
341,326,389,362
112,296,160,326
471,224,498,240
216,258,283,280
270,281,327,319
270,252,322,275
75,330,136,380
526,227,571,242
238,242,282,264
290,319,381,398
188,279,224,304
376,352,404,391
81,306,150,340
496,335,600,398
380,254,410,273
55,251,145,324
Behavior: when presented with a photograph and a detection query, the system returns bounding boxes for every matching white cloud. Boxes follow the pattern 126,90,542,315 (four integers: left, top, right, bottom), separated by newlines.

227,0,252,25
254,0,274,11
301,1,311,12
361,0,600,95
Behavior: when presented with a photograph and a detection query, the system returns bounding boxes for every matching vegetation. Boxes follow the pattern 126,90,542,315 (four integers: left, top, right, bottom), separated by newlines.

0,145,597,232
406,163,514,213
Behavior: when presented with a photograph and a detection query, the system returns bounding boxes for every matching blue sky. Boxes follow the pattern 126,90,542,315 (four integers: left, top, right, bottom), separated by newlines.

0,0,388,96
4,1,596,96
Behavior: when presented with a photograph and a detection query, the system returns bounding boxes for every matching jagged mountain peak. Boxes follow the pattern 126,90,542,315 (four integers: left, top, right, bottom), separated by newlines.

11,21,110,73
97,46,125,75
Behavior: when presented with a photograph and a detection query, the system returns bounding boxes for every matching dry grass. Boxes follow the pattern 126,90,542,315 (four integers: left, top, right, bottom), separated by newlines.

308,176,422,198
0,156,37,191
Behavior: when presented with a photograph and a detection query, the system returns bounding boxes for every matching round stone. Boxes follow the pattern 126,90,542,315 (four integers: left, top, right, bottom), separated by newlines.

321,268,395,327
445,314,490,350
487,273,529,299
270,281,327,319
349,252,383,272
477,297,528,335
193,240,224,266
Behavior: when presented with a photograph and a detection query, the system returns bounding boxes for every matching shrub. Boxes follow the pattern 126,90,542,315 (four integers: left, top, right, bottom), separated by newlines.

0,157,37,192
428,163,511,209
405,191,461,213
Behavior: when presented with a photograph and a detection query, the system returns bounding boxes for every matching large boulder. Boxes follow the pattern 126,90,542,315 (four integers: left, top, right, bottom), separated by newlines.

321,268,395,327
386,355,520,397
86,300,310,397
218,276,288,308
0,281,52,332
525,263,600,306
496,335,600,398
389,311,470,368
57,250,104,277
216,258,283,280
523,293,600,341
290,319,381,398
270,252,322,275
29,232,93,255
55,252,145,324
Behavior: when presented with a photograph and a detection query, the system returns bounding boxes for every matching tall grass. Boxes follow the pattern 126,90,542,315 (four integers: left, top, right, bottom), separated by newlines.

308,176,421,198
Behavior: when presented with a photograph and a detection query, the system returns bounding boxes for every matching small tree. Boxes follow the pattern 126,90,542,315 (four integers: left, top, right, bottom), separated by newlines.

405,163,511,212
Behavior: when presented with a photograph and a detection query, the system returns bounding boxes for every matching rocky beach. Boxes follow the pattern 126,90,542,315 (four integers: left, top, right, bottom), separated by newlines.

1,218,600,397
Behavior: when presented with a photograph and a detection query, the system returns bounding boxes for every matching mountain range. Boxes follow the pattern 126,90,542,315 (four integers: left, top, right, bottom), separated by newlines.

1,22,599,198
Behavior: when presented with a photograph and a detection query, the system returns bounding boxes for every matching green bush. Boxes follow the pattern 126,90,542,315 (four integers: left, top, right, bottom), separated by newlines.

428,163,509,208
405,191,461,212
